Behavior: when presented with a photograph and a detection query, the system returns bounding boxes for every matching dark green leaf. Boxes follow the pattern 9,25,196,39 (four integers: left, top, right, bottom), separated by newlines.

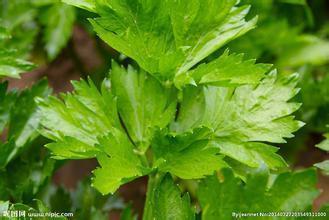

198,169,319,219
143,174,194,220
41,3,76,59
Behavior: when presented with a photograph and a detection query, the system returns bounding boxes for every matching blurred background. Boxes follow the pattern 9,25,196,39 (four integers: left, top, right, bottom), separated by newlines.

1,0,329,219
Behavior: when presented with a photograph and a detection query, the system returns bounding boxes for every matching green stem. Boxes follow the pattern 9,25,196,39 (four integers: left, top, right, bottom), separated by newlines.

139,154,149,168
142,173,163,220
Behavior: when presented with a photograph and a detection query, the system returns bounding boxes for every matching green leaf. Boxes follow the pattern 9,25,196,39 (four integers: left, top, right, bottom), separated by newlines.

0,49,35,78
298,70,329,130
0,1,36,31
212,141,287,170
0,27,10,39
174,71,302,140
45,136,98,160
89,0,256,85
92,130,148,195
63,0,96,12
0,155,55,202
152,130,227,179
143,174,194,220
111,62,176,152
277,36,329,67
314,160,329,175
0,3,37,77
315,134,329,175
0,82,16,132
0,80,50,169
183,50,272,86
41,3,76,60
197,169,319,219
172,71,302,170
0,80,54,202
316,133,329,151
8,80,50,147
0,201,9,213
0,1,38,58
38,1,308,199
38,78,120,159
0,140,16,169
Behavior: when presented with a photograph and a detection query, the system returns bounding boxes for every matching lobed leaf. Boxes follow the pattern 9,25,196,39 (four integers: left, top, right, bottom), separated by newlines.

37,78,121,159
0,49,35,78
314,160,329,176
185,50,272,86
111,62,176,153
316,133,329,151
92,130,148,194
41,3,76,60
152,130,227,179
63,0,96,12
87,0,257,86
172,71,302,170
315,133,329,175
0,82,16,132
0,80,50,168
198,169,319,219
143,174,194,220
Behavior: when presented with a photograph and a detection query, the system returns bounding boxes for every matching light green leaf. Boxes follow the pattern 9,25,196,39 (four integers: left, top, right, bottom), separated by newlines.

212,140,287,170
0,0,39,59
38,78,120,159
111,62,176,152
174,71,302,141
277,37,329,67
89,0,256,85
198,169,319,220
0,201,9,213
41,3,76,60
314,160,329,175
316,133,329,151
0,1,36,31
92,130,148,195
0,27,10,40
0,49,35,78
45,136,99,160
172,71,302,170
143,174,194,220
184,50,272,86
314,132,329,175
153,130,227,179
63,0,96,12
